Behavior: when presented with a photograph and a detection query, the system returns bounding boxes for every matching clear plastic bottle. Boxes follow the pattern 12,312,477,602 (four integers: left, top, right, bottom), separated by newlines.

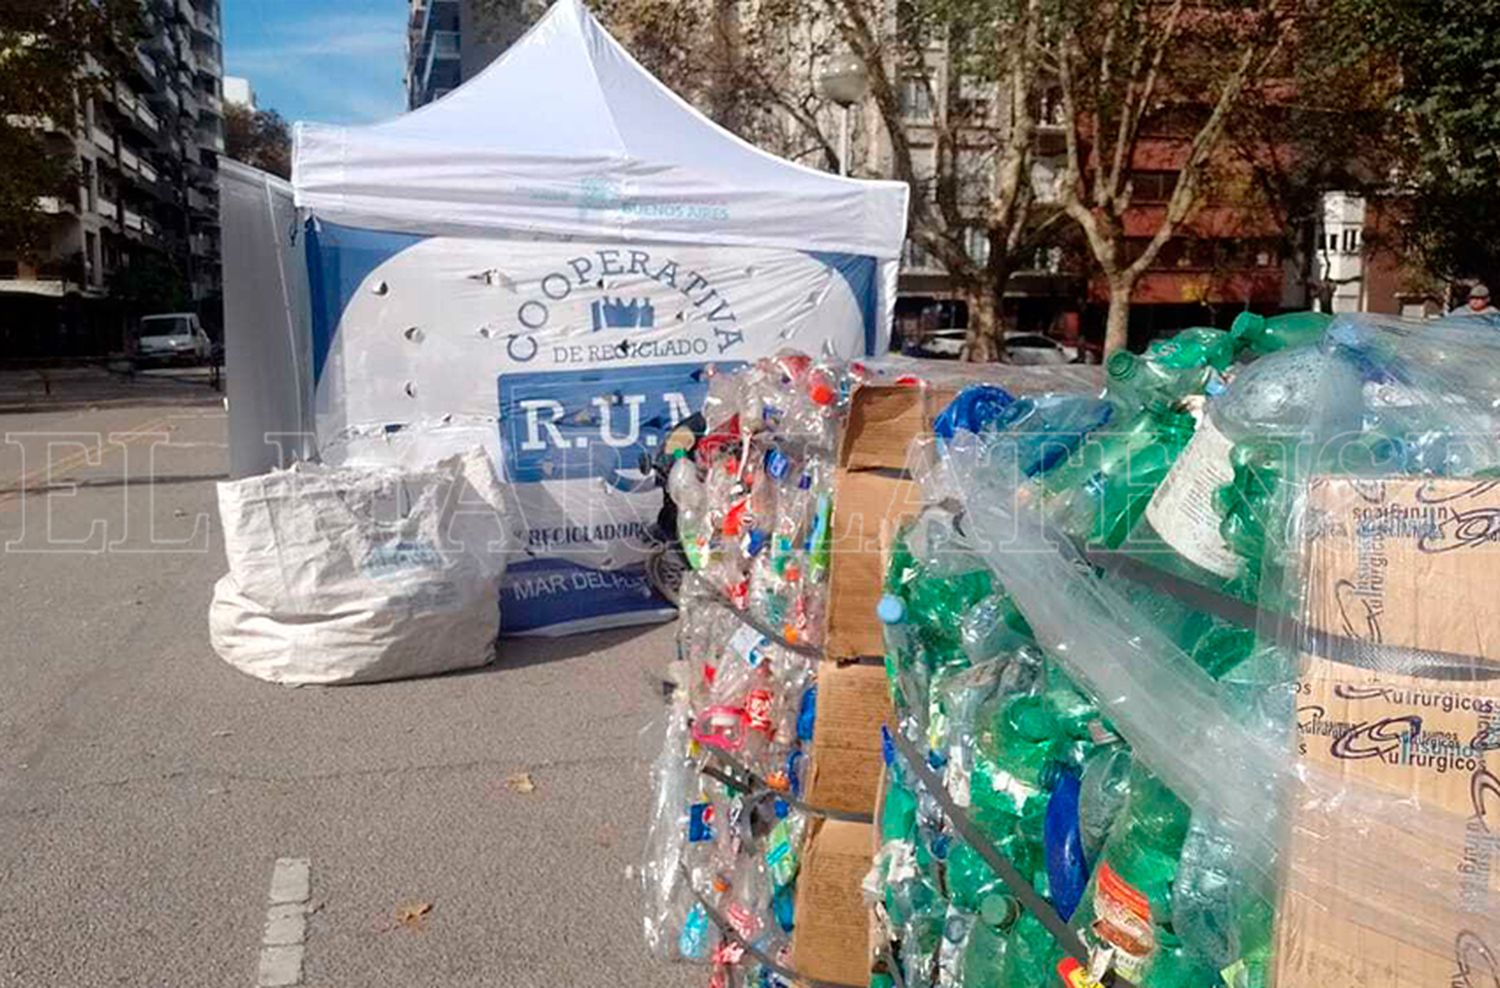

1136,343,1363,591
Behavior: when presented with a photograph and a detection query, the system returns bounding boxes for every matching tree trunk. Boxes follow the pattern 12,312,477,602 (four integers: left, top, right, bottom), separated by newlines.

964,287,1000,363
1102,277,1133,356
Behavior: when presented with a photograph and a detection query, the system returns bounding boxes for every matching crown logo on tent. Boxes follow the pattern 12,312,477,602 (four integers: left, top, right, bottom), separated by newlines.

591,297,655,332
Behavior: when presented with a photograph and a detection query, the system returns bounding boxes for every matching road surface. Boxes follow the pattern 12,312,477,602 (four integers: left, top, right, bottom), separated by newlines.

0,389,698,988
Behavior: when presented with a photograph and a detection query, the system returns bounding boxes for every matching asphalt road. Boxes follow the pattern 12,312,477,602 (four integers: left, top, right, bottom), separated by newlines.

0,392,699,987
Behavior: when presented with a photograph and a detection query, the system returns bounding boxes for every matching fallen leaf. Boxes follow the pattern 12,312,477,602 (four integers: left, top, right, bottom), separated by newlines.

504,772,537,794
396,901,432,929
211,730,233,738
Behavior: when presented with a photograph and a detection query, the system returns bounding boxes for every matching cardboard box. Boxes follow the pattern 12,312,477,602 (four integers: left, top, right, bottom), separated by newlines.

808,386,947,816
1275,477,1500,987
802,657,891,816
791,818,877,987
825,384,952,660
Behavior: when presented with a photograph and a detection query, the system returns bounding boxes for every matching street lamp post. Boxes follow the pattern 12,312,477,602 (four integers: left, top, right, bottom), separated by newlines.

818,54,869,176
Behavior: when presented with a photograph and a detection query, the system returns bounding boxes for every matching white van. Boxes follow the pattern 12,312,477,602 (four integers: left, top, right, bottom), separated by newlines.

132,313,212,366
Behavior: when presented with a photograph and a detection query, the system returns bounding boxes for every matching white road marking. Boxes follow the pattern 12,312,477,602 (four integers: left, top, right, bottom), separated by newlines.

258,858,311,987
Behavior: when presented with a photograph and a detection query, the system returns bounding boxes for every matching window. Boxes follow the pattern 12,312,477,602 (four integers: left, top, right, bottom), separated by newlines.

1022,245,1063,273
1030,158,1060,203
957,148,993,204
1036,88,1065,127
955,76,994,122
903,238,936,271
1131,170,1179,203
900,75,934,122
964,227,991,266
1342,228,1361,254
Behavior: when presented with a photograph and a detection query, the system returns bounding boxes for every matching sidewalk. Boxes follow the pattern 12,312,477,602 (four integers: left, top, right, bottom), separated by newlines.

0,365,225,414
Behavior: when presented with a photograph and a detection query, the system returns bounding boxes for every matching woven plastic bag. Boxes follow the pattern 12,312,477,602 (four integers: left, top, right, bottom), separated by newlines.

210,448,522,684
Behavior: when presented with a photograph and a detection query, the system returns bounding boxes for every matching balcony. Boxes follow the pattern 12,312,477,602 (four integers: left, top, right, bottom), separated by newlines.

187,187,216,212
179,88,199,117
136,102,161,132
196,48,222,77
199,91,222,116
192,6,218,39
190,232,219,256
121,146,141,173
115,84,140,116
35,196,71,215
196,126,224,153
136,50,159,80
123,208,144,232
139,158,159,185
90,126,115,153
148,84,179,113
96,196,119,221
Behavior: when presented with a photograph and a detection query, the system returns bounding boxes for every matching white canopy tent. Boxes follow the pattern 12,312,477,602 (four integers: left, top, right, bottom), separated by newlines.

271,0,909,634
293,0,907,258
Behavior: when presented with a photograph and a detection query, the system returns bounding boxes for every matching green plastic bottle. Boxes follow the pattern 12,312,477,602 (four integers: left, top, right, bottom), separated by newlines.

1229,310,1331,356
1104,328,1233,414
1070,766,1192,985
1042,403,1199,550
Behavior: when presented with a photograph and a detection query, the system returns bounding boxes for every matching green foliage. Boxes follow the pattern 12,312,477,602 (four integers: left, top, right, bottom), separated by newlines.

0,0,141,261
106,250,188,313
225,104,292,180
1337,0,1500,283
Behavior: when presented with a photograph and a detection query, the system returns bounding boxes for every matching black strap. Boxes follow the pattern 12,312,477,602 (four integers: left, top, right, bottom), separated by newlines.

691,590,826,660
677,862,866,988
701,747,876,825
1083,548,1500,682
887,728,1138,988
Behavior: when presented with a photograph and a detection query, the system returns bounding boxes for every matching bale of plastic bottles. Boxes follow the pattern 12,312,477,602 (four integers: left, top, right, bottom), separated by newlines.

871,311,1500,988
642,352,872,983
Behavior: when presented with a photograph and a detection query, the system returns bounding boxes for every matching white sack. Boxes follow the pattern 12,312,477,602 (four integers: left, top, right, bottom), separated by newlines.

210,448,522,685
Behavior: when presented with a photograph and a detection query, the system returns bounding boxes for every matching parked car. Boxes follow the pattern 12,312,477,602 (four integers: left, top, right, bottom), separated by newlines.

130,313,212,367
1002,332,1080,365
909,329,1081,364
913,328,969,359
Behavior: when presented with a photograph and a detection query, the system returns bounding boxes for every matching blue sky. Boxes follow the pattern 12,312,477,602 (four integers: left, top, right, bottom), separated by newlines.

223,1,409,125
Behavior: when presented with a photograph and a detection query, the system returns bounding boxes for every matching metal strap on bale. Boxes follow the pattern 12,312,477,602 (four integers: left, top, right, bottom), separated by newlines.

691,589,826,659
887,728,1137,988
677,861,866,988
700,747,875,825
1082,547,1500,682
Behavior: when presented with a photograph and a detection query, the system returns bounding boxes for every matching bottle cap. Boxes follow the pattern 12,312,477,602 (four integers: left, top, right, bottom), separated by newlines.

764,447,791,479
808,372,837,406
876,594,905,624
1105,350,1138,381
722,500,748,536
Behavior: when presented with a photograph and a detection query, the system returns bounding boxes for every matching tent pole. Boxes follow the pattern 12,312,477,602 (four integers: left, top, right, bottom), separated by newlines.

839,105,851,176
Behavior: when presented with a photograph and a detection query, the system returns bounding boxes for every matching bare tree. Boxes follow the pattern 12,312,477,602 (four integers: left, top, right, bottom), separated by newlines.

823,0,1049,361
1048,0,1294,354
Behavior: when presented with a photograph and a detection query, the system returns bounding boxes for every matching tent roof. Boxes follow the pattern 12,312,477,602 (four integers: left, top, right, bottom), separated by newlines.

292,0,909,259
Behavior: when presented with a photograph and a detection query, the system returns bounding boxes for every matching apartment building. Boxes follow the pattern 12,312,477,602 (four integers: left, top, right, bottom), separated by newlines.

406,0,535,109
0,0,226,356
